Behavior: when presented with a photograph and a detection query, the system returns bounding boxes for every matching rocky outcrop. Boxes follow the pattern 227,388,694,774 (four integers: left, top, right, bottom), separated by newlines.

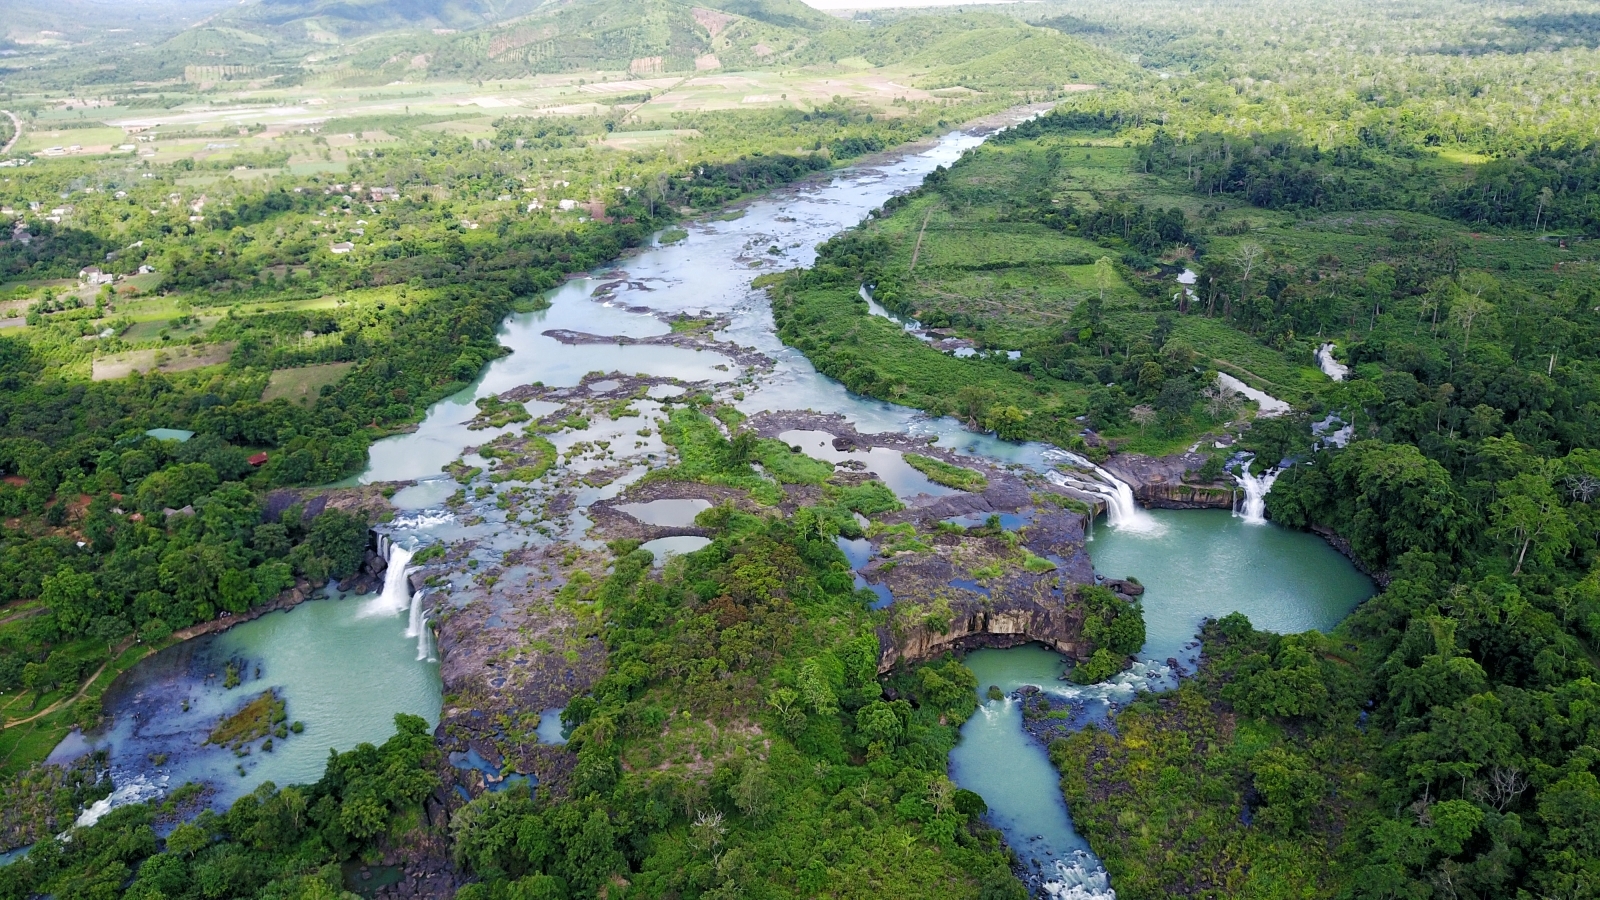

1311,524,1393,589
873,507,1101,673
877,591,1088,673
1141,483,1234,510
1105,452,1235,510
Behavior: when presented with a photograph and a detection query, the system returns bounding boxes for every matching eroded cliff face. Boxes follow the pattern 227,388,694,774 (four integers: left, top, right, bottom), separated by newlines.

1104,452,1235,510
878,589,1088,673
871,505,1106,673
1138,483,1234,510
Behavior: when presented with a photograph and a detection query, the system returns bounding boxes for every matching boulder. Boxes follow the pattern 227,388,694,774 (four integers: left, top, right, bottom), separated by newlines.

1103,578,1145,597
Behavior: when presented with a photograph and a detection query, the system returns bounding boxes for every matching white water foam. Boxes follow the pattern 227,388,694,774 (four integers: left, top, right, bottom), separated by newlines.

1044,854,1117,900
73,774,165,830
1044,452,1163,534
1316,343,1348,381
1234,467,1279,525
387,510,457,531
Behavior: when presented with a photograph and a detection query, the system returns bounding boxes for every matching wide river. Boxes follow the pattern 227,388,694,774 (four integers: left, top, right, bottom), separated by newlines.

67,115,1371,898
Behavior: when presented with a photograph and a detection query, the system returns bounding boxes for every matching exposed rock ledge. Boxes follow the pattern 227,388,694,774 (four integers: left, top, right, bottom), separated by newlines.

878,593,1087,673
872,506,1113,673
1104,452,1235,510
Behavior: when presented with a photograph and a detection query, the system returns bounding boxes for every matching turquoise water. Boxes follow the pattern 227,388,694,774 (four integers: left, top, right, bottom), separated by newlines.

950,509,1374,897
82,590,441,810
952,646,1110,897
1091,509,1374,666
65,115,1373,899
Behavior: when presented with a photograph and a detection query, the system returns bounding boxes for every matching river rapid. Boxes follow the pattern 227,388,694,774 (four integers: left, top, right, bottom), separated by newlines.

61,109,1372,897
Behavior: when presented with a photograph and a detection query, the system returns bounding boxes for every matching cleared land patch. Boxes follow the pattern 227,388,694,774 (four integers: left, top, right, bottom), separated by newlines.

262,362,355,406
92,342,235,381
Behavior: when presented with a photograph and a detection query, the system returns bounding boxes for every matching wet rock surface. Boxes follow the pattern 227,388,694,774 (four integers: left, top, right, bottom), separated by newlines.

1016,686,1108,745
541,328,773,371
430,539,608,805
1104,452,1234,510
740,414,1111,673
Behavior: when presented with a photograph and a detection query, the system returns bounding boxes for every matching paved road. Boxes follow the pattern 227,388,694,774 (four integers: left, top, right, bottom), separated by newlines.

0,110,20,156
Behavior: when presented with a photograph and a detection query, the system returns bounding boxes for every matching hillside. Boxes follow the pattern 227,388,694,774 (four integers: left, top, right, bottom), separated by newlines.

347,0,835,80
330,7,1130,87
2,0,1131,93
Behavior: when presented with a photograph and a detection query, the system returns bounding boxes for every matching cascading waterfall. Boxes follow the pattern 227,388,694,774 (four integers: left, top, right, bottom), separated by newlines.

73,775,164,829
417,610,435,662
405,588,424,639
1316,343,1349,381
1234,466,1279,525
377,541,435,659
375,544,416,616
1046,453,1161,533
1045,858,1116,900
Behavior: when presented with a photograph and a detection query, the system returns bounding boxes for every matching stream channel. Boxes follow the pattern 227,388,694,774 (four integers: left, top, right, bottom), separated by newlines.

65,112,1373,897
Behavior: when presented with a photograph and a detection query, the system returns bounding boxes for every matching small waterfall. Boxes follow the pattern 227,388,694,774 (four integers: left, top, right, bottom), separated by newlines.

1316,343,1348,381
1235,467,1279,525
1096,472,1149,530
416,611,432,661
1043,854,1117,900
374,544,415,616
405,588,424,639
73,775,163,830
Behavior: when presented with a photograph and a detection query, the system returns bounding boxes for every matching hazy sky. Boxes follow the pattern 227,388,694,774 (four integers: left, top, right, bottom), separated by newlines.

802,0,1020,9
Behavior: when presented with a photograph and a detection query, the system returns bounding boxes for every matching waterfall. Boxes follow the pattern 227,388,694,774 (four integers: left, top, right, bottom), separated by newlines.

1096,472,1149,530
374,544,415,616
405,588,424,639
417,611,435,662
1044,854,1116,900
1235,467,1279,525
1316,343,1349,381
1047,454,1161,533
73,775,163,830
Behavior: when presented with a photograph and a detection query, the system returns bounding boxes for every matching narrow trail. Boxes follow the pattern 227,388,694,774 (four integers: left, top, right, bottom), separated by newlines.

3,638,141,728
0,606,44,628
908,206,934,273
0,110,20,156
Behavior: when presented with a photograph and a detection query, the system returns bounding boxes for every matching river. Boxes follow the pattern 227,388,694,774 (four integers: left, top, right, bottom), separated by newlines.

62,111,1372,897
952,510,1371,897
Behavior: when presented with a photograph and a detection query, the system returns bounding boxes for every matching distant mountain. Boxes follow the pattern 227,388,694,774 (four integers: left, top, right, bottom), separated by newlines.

0,0,236,44
335,0,836,81
11,0,1128,94
205,0,833,42
214,0,553,40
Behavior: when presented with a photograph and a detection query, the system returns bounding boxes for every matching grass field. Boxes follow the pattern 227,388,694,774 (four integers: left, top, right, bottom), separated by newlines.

262,362,355,406
6,62,1006,168
0,640,158,778
92,342,235,381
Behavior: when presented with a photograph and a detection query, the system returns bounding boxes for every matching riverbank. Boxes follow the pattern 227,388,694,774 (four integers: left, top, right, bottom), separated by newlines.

0,484,397,786
24,102,1352,897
